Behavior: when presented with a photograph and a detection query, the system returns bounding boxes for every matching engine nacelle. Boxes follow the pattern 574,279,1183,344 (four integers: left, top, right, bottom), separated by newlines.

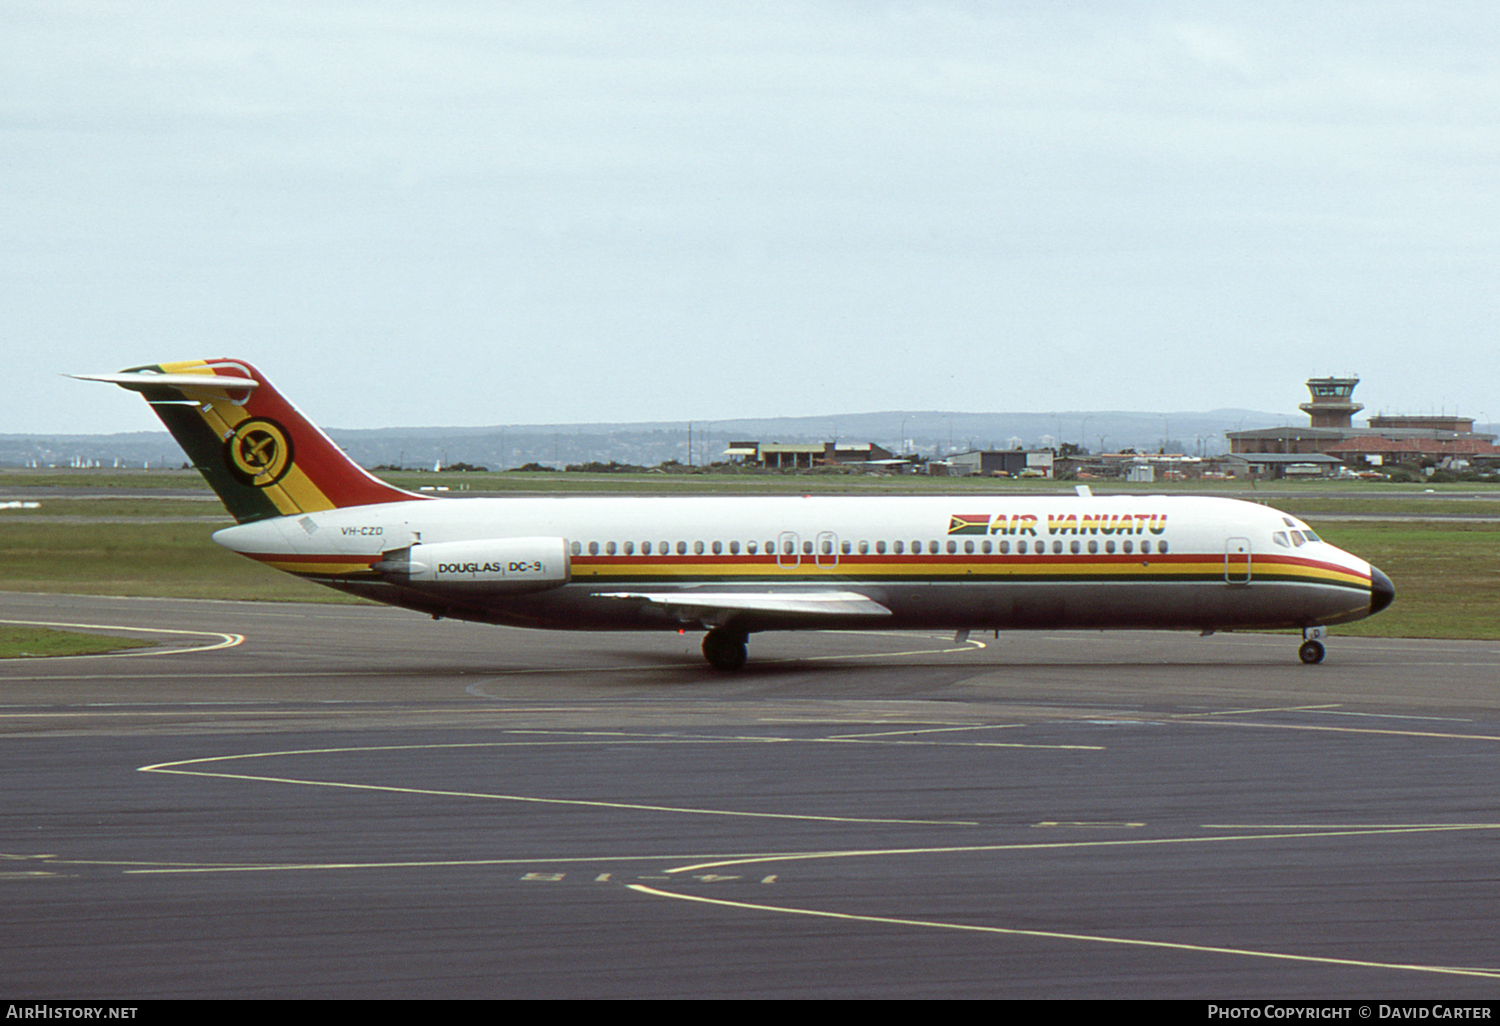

376,537,570,593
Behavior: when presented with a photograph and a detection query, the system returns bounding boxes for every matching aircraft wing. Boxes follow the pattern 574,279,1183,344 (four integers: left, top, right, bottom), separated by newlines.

598,590,892,618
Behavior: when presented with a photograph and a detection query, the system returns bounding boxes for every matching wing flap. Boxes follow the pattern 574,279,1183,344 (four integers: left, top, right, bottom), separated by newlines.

598,590,892,618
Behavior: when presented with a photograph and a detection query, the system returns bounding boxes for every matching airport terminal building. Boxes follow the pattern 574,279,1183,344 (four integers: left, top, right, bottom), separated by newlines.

1227,376,1498,475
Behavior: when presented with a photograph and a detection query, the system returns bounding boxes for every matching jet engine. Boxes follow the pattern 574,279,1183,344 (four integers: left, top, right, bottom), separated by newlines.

374,537,570,593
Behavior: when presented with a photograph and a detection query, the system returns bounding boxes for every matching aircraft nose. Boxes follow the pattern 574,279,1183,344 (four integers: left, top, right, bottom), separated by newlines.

1370,565,1395,615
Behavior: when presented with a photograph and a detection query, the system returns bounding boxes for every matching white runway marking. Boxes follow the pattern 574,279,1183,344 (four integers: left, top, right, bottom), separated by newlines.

626,884,1500,981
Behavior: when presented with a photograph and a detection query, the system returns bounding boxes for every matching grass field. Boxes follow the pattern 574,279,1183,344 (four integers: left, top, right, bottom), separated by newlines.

6,493,1500,521
0,625,155,659
1,498,228,518
10,465,1500,498
0,520,364,603
0,470,209,490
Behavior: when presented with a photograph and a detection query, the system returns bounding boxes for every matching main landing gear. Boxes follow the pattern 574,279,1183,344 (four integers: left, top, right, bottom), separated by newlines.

702,626,748,672
1299,626,1326,665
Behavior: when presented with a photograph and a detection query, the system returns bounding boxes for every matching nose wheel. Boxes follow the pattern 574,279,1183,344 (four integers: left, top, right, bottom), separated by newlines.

1299,626,1326,664
702,627,748,672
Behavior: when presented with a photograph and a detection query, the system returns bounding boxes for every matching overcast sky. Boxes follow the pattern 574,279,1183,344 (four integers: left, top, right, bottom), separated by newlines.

5,1,1497,434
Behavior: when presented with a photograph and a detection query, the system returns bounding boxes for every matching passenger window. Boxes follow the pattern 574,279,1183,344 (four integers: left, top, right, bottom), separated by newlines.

1159,540,1169,554
1016,540,1027,554
1140,540,1150,555
676,541,687,555
821,540,832,555
623,541,634,555
1105,540,1115,554
841,540,851,555
729,540,740,555
783,539,795,555
712,541,722,555
893,540,904,554
1070,540,1080,554
694,541,705,555
804,540,814,555
911,540,921,554
947,540,958,554
1122,540,1133,554
858,541,869,555
1088,540,1098,554
605,541,616,555
570,541,581,556
876,540,887,554
982,540,992,554
588,541,599,556
747,541,758,555
660,541,669,555
1052,541,1063,554
964,540,974,554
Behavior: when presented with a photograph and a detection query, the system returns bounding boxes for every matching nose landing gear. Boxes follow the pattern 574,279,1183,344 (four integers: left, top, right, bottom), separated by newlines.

1299,626,1326,664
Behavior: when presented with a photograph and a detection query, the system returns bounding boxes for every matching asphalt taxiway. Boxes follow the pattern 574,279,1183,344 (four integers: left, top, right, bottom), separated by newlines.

3,590,1498,999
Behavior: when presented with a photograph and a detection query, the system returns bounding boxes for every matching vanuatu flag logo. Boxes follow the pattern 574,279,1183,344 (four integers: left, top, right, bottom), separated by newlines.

947,514,992,535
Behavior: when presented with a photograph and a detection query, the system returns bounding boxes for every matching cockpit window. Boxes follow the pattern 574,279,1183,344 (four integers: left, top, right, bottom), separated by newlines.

1273,531,1290,547
1279,514,1320,543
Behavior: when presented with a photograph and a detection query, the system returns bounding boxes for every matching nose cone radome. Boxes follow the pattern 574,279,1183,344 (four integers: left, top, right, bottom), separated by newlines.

1370,566,1395,616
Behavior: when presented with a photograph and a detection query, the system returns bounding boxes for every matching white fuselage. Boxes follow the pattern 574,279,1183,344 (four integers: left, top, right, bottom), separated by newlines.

213,492,1384,635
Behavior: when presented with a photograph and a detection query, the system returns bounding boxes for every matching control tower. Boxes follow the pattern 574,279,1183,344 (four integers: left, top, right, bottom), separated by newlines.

1299,376,1363,429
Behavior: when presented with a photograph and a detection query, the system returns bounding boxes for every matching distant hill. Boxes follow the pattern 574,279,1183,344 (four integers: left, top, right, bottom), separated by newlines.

0,408,1294,470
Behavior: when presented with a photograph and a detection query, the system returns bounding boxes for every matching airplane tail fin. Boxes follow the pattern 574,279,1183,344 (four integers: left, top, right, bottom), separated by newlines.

74,359,421,523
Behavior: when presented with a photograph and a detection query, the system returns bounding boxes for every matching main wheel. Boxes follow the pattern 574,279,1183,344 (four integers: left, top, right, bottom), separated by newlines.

702,628,748,672
1298,639,1325,664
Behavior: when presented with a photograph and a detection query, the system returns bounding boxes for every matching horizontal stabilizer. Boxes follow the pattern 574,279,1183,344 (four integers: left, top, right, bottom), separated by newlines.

599,590,892,618
70,372,260,393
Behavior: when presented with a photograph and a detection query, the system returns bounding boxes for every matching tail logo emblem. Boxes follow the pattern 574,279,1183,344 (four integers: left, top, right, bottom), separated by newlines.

226,418,294,487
